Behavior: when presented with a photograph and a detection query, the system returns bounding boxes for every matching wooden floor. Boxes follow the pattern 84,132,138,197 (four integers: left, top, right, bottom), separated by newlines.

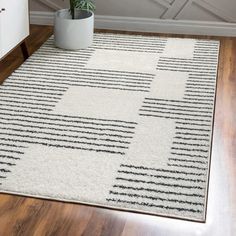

0,25,235,236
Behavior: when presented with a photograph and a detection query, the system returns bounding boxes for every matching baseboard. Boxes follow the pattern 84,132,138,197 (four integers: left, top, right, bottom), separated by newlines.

30,11,55,25
30,11,236,37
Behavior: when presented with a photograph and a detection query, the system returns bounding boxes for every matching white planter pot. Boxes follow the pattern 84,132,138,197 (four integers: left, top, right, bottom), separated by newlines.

54,9,94,50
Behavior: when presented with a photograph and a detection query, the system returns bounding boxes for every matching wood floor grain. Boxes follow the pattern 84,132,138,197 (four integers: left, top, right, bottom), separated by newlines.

0,25,235,236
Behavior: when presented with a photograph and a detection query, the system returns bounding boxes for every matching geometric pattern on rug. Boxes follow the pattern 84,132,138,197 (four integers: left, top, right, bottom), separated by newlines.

0,33,219,222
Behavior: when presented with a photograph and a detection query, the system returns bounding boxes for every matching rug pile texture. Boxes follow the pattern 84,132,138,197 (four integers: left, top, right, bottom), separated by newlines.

0,33,219,221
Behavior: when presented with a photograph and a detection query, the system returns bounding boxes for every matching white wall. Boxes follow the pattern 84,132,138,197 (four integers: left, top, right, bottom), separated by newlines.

30,0,236,36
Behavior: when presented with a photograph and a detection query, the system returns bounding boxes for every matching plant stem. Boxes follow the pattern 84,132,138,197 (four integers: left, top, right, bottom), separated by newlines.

70,0,75,19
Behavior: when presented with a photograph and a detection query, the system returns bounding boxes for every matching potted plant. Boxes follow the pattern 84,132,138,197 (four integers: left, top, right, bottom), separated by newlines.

54,0,95,50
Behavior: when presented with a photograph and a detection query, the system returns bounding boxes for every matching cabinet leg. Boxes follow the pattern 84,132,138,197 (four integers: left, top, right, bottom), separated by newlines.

20,41,29,61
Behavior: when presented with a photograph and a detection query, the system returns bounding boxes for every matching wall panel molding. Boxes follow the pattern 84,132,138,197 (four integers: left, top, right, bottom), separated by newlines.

33,0,236,23
38,0,61,11
153,0,171,8
195,0,236,22
161,0,187,19
30,11,236,37
159,0,236,22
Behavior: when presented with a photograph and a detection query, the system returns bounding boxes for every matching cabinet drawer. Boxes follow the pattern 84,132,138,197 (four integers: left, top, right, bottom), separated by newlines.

0,0,29,59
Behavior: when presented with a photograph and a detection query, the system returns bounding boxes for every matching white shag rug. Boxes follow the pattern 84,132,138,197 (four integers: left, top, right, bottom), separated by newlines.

0,33,219,221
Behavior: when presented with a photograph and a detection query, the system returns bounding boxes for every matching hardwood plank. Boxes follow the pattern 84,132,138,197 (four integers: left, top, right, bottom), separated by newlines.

0,25,235,236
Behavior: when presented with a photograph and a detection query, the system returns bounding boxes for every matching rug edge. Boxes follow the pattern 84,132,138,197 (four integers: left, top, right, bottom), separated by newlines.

0,190,206,223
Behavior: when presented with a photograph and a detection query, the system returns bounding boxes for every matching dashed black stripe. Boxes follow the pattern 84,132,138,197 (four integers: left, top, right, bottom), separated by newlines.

120,164,205,176
157,65,215,71
188,76,216,79
106,198,202,213
0,149,24,154
0,87,64,96
29,54,91,61
0,99,55,107
175,132,209,137
157,61,217,68
49,83,147,92
92,42,165,50
187,80,215,84
4,81,68,89
167,164,207,171
175,121,210,127
0,138,125,155
0,95,59,104
174,136,209,141
157,68,215,73
0,119,135,136
0,108,137,125
139,113,211,123
93,39,166,48
0,155,21,160
141,105,212,114
144,98,213,106
186,83,215,87
185,86,215,91
90,46,163,53
20,64,85,73
171,147,208,153
185,89,215,94
182,97,214,102
37,47,94,55
109,191,204,206
12,75,152,85
14,70,154,82
115,177,204,189
0,127,130,145
143,101,212,110
2,84,67,92
34,53,92,60
69,83,149,92
158,58,217,65
25,60,87,67
0,161,16,166
0,90,60,100
175,127,210,132
173,142,209,147
0,111,136,129
113,185,205,198
94,33,167,41
184,94,215,98
117,170,205,183
171,152,208,159
23,65,154,77
139,109,211,118
0,121,133,139
81,68,156,76
0,168,11,173
0,104,52,112
0,143,26,148
189,73,216,77
8,77,151,89
193,56,218,61
0,133,129,149
169,158,206,165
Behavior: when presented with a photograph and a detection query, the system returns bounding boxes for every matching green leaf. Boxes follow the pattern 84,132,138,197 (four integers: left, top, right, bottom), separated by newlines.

69,0,95,14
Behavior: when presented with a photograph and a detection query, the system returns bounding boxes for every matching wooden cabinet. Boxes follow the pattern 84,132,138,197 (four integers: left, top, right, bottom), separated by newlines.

0,0,29,60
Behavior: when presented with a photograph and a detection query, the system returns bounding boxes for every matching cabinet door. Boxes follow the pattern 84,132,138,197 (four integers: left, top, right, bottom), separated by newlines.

0,0,29,59
0,5,2,58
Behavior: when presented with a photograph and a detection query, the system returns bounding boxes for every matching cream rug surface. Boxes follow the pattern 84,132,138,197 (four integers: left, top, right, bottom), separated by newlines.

0,33,219,221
